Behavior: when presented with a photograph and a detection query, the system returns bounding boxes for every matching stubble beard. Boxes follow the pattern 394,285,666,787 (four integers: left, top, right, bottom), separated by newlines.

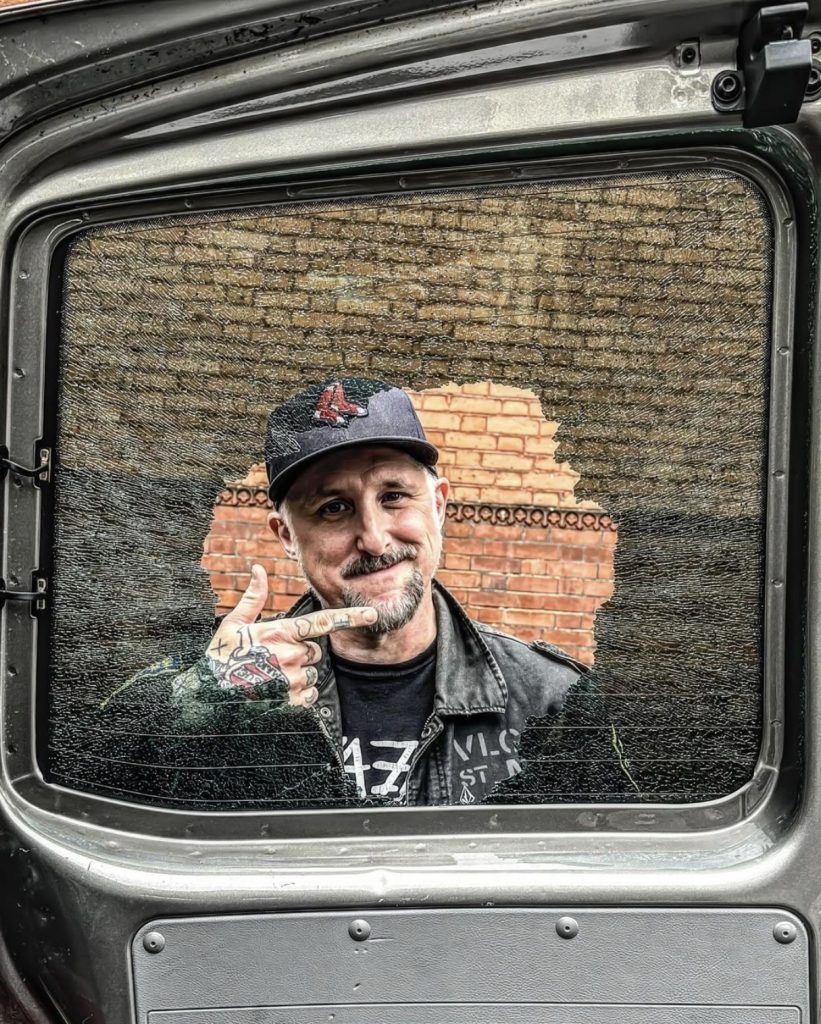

341,565,425,635
298,542,427,636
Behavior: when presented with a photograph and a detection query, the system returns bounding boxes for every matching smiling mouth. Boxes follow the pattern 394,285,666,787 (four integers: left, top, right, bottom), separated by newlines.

351,559,407,580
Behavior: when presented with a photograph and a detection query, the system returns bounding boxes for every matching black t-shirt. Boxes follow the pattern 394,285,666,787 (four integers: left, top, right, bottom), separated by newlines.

333,640,436,801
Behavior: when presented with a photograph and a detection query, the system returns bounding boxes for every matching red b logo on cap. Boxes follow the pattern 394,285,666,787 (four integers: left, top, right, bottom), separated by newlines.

313,382,368,427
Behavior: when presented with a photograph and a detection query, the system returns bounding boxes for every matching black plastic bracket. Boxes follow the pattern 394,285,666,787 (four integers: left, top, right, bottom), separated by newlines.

711,3,813,127
0,445,51,484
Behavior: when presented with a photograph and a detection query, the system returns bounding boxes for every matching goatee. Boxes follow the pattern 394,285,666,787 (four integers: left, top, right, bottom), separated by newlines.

340,546,424,635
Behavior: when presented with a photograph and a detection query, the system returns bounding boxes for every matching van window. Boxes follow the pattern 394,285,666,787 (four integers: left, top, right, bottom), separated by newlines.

48,168,770,808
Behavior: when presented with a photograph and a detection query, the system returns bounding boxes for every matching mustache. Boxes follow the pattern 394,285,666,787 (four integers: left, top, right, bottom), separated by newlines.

340,545,418,579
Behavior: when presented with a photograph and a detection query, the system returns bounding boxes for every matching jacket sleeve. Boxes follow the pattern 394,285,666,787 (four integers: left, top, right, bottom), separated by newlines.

92,655,356,809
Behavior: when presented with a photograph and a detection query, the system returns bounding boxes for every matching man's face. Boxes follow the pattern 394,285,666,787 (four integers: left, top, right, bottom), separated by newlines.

269,446,448,634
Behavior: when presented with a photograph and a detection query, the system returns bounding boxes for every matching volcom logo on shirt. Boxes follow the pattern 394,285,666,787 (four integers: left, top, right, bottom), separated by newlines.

454,728,521,804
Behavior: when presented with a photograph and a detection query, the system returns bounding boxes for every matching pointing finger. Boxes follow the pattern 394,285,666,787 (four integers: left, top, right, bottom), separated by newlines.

285,606,377,641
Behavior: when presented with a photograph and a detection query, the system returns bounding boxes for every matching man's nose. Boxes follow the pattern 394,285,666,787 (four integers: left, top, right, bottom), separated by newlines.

354,501,391,555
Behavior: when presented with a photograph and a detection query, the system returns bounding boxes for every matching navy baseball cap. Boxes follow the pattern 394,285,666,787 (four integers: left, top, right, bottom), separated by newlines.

265,378,439,503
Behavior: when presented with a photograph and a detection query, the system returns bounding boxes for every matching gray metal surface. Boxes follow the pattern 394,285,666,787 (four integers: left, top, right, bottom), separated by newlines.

150,1010,800,1024
132,909,809,1023
0,2,818,1024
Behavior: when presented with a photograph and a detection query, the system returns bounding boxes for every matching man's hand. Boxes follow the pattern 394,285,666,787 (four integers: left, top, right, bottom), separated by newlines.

205,564,377,707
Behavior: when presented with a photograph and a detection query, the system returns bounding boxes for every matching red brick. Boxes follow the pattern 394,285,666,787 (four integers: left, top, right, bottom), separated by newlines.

517,558,548,575
449,396,502,413
437,570,481,588
457,415,488,434
498,436,525,453
480,573,508,591
484,488,534,504
471,555,515,572
208,572,240,590
444,553,472,570
474,607,504,625
470,590,511,607
582,579,614,597
518,543,562,561
554,613,583,629
557,561,597,578
513,576,560,594
451,485,482,501
548,532,601,548
444,431,498,450
548,629,586,647
418,394,450,411
443,538,489,556
500,399,532,414
494,472,525,487
455,469,496,486
502,608,556,627
487,383,534,398
422,411,462,430
487,415,539,436
523,436,558,455
481,452,532,471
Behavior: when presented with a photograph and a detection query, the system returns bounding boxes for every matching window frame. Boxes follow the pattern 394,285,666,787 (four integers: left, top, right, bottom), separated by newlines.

3,146,797,840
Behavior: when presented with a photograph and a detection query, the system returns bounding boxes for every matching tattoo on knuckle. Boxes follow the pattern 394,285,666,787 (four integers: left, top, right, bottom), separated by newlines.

209,643,289,699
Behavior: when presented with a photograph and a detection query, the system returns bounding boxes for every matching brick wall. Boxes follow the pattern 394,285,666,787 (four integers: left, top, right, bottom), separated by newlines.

203,381,616,663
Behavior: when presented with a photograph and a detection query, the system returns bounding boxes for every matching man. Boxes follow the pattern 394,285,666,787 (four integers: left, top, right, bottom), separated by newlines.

103,378,629,807
201,377,589,805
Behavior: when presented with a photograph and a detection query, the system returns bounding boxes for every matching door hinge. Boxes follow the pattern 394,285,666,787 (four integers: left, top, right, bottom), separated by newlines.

0,576,47,612
0,446,51,485
711,2,816,128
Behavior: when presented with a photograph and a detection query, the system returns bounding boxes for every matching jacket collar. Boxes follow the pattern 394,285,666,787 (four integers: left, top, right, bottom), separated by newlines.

282,580,507,716
430,581,507,714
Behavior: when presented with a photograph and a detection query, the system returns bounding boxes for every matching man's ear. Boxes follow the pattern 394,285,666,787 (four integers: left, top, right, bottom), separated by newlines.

434,476,449,527
267,508,298,562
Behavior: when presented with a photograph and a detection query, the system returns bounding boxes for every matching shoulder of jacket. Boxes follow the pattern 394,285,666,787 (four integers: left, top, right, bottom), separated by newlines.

476,623,588,675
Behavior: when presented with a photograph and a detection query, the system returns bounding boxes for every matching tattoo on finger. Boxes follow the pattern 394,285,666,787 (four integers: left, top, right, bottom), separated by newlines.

294,617,312,639
306,666,318,686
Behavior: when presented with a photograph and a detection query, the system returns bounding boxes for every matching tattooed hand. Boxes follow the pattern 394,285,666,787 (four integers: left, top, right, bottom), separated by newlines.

205,564,377,707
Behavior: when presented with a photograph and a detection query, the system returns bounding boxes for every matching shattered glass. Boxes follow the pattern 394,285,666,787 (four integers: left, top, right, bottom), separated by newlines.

48,169,770,808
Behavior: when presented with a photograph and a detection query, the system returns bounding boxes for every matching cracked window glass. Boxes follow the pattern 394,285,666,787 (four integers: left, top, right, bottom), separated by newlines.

49,169,770,809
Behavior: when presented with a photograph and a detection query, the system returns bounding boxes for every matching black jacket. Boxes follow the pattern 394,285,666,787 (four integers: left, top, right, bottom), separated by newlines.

95,582,636,807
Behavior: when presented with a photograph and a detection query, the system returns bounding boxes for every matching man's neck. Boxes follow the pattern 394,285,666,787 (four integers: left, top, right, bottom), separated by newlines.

328,591,437,665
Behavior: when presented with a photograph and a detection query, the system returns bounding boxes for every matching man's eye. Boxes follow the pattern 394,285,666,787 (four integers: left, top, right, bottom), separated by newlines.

318,500,349,517
382,491,407,504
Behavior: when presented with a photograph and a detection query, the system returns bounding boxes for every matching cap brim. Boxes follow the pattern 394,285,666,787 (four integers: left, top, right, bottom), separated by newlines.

269,436,439,504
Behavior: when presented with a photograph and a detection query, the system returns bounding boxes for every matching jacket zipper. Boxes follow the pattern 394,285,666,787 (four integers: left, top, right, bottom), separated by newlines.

402,713,443,806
